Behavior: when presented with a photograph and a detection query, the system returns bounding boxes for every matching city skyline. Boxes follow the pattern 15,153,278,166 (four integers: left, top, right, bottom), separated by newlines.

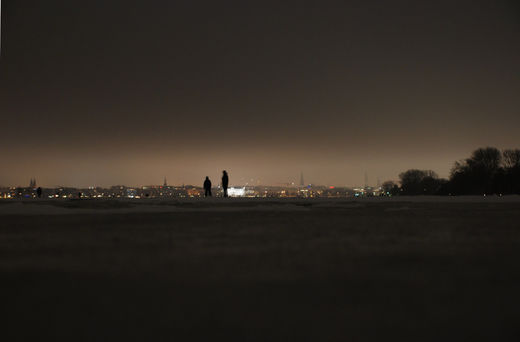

3,171,385,189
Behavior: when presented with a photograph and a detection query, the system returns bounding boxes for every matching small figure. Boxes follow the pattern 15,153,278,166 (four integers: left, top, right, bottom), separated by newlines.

36,187,42,198
204,176,212,197
222,170,229,197
78,192,82,199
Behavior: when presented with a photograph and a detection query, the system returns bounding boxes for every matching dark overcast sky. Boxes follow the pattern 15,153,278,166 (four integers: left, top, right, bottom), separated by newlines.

1,0,519,187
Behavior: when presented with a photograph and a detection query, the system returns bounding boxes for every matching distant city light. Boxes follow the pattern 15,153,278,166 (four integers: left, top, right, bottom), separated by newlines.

228,187,246,197
0,182,385,199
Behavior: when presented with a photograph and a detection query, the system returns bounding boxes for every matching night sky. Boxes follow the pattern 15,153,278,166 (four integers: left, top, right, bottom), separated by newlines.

1,1,519,187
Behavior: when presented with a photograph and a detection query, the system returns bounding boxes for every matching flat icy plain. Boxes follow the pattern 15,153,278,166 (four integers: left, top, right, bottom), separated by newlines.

1,197,519,341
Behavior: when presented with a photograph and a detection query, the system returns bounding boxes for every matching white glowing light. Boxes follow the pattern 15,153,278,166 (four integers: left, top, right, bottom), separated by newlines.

228,187,246,197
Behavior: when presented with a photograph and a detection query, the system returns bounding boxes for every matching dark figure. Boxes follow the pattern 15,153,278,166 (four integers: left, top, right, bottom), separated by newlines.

203,176,212,197
222,170,229,197
36,187,42,198
78,192,82,199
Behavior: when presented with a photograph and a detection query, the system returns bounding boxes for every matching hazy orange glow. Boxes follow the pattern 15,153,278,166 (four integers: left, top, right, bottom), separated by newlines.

1,1,519,187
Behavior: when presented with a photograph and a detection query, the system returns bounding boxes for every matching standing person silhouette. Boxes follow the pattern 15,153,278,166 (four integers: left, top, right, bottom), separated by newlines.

203,176,212,197
36,187,42,198
222,170,229,197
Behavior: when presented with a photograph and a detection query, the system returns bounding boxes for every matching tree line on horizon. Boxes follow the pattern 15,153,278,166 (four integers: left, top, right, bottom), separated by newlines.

382,147,520,196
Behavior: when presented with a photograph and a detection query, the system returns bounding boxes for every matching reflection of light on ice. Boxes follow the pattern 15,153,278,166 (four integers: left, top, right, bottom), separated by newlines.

228,187,246,197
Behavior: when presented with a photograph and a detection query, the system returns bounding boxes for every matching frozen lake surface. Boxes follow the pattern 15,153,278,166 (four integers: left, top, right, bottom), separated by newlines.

1,197,520,341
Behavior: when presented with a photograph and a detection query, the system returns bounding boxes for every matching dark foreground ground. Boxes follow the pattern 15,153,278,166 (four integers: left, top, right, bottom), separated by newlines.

1,198,520,341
